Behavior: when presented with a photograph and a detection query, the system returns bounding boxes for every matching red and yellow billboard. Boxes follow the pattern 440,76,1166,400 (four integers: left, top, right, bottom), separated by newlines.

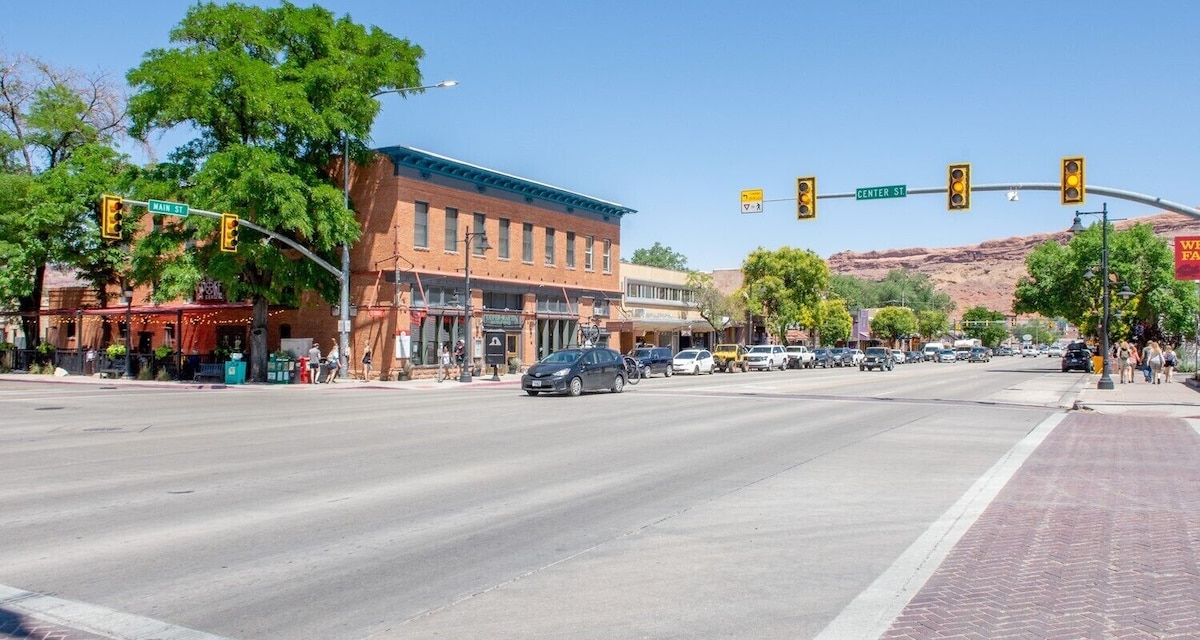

1175,236,1200,280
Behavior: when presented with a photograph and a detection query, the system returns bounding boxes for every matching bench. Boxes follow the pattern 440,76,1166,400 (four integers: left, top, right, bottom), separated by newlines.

193,363,225,382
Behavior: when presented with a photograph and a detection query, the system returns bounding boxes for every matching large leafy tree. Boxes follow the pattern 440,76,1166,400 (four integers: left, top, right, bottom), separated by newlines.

629,242,688,271
1013,223,1196,346
961,306,1008,347
741,246,829,342
815,298,853,345
126,2,425,381
0,52,131,345
869,306,918,346
916,309,950,341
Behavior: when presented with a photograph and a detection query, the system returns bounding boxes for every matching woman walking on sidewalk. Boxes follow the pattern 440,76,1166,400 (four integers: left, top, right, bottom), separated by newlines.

1163,345,1178,383
1146,341,1164,384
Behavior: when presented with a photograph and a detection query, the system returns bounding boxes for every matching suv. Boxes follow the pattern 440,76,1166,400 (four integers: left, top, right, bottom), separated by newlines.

828,347,850,367
1062,346,1094,373
744,344,788,371
860,346,894,371
628,346,673,378
968,346,991,363
812,348,836,368
712,343,748,373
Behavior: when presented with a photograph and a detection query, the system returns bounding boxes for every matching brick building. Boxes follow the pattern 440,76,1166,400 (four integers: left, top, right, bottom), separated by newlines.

276,145,637,379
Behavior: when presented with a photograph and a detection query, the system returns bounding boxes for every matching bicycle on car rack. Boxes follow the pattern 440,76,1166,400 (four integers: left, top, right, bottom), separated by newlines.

622,355,641,385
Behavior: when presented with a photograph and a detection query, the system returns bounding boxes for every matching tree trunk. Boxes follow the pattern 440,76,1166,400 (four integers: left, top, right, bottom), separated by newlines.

18,263,47,347
250,295,269,382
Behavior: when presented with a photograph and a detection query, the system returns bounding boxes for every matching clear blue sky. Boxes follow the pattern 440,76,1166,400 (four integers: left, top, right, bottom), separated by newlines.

5,1,1198,271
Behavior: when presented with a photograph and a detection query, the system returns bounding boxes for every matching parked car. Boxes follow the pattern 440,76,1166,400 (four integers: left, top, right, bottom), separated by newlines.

905,350,924,363
996,346,1013,357
847,348,866,365
744,345,788,371
968,346,991,363
812,348,836,368
1021,345,1039,357
891,349,906,364
712,343,748,373
828,347,850,367
672,349,715,375
860,347,895,371
938,348,957,363
628,346,673,378
1062,346,1094,373
1047,345,1064,357
522,347,628,397
785,345,817,369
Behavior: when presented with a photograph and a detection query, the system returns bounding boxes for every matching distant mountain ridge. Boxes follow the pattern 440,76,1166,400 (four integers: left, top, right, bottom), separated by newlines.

825,212,1200,315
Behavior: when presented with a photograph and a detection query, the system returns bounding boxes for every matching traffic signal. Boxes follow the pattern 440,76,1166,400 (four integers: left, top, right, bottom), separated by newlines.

796,176,816,220
947,163,970,211
100,195,124,240
220,213,239,252
1061,156,1085,205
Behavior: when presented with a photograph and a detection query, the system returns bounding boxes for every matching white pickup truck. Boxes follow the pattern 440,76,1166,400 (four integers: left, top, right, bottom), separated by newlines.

785,345,817,369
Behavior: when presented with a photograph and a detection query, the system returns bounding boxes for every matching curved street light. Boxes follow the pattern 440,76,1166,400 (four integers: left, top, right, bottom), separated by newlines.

1070,202,1117,390
339,80,458,379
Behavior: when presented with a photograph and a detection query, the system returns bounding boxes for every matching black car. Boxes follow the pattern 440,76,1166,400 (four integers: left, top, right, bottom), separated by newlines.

860,346,894,371
522,347,628,396
628,346,673,378
828,347,851,367
812,348,835,368
1062,346,1094,373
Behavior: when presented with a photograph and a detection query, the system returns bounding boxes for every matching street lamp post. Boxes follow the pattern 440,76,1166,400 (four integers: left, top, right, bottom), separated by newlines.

1070,202,1115,390
340,80,457,380
122,285,134,379
459,228,491,382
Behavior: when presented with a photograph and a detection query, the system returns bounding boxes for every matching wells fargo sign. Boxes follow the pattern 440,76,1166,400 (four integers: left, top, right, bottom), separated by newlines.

1175,236,1200,280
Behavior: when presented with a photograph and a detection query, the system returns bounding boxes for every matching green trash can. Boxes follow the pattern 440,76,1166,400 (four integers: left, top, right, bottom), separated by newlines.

225,360,247,385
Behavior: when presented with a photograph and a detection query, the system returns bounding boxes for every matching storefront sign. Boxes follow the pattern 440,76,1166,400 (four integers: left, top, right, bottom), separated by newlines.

1175,236,1200,280
482,312,522,329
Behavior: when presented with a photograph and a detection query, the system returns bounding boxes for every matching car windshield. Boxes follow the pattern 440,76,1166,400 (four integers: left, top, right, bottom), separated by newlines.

675,350,701,360
630,348,653,358
866,348,887,355
540,349,583,364
747,346,772,353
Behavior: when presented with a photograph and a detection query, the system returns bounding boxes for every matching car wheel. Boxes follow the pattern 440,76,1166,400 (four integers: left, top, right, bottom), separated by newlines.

693,365,700,375
568,376,583,397
642,365,651,379
665,366,673,377
612,374,625,393
525,390,539,396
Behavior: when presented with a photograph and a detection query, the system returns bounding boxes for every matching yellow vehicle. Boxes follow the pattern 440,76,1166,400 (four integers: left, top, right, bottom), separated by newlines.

712,343,748,373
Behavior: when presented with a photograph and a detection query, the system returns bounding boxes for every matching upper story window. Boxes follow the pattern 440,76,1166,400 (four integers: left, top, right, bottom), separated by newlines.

593,297,610,317
566,231,576,268
498,218,511,259
545,227,556,266
584,235,594,271
522,222,534,263
536,294,574,314
444,208,459,252
414,202,429,248
472,212,486,256
602,239,612,273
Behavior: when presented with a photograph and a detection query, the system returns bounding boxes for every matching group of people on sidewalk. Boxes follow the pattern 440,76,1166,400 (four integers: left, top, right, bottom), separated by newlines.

1115,340,1178,384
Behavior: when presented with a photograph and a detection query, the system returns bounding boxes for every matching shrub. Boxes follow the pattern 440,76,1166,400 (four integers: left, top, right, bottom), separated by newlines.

106,344,127,359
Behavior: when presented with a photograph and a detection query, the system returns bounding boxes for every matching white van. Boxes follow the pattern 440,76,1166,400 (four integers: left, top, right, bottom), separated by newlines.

922,342,945,361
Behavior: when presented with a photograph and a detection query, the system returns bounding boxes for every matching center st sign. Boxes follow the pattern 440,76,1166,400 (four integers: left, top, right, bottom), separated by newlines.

855,185,907,201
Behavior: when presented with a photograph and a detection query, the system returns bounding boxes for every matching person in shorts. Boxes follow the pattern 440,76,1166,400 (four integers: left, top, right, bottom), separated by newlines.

308,341,322,384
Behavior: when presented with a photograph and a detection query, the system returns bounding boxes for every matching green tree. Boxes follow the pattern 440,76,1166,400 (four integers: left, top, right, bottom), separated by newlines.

961,306,1008,348
869,306,918,346
0,52,131,344
1014,222,1196,346
916,309,950,341
126,2,425,381
815,298,853,345
741,246,829,343
686,271,745,338
629,242,688,271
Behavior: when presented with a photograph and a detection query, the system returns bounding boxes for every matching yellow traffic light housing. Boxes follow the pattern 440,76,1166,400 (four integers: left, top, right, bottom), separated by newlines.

796,176,816,220
1061,156,1085,205
100,195,124,240
947,163,970,211
220,213,240,252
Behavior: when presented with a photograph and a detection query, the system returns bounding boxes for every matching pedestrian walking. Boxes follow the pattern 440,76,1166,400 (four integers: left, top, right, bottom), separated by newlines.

1117,341,1134,384
85,345,97,376
438,343,451,382
1145,341,1164,384
307,341,322,384
1163,345,1178,383
323,340,340,383
361,339,373,381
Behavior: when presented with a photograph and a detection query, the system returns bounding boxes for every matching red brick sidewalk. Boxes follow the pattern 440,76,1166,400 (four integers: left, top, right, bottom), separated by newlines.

882,412,1200,639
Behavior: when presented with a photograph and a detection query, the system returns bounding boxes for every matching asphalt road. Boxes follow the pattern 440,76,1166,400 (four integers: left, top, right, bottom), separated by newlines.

0,355,1082,639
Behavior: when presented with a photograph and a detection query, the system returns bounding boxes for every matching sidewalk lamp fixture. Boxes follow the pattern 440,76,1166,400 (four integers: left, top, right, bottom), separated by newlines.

1070,202,1121,390
122,286,134,380
340,80,458,381
459,228,491,382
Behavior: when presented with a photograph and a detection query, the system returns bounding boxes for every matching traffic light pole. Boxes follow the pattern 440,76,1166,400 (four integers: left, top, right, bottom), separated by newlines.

758,183,1200,220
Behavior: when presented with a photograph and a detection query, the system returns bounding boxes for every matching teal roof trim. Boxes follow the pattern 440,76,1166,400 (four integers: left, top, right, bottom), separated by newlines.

379,145,636,219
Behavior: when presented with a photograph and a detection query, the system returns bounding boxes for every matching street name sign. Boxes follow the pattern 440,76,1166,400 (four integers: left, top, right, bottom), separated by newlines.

147,199,190,217
855,185,907,201
740,189,764,213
